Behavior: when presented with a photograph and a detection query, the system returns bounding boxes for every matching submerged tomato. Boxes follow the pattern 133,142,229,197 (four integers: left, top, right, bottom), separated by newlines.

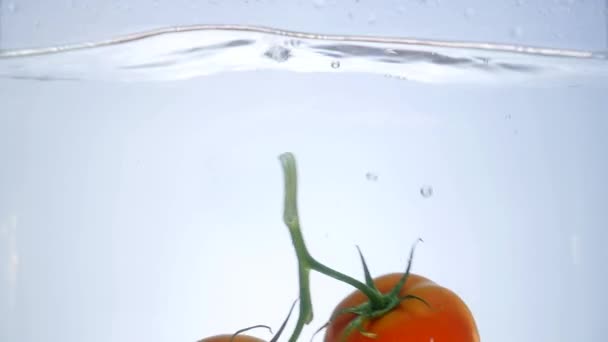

198,334,265,342
324,273,480,342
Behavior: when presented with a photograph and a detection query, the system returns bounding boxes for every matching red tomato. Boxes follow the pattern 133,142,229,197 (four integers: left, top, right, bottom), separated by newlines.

324,273,480,342
198,335,265,342
199,299,297,342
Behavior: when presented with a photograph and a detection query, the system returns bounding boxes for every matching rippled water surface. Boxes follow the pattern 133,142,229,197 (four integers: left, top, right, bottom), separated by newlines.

1,25,607,85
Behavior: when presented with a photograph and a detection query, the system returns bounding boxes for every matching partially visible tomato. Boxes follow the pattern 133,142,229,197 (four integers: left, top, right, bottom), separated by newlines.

324,273,479,342
199,299,298,342
198,335,265,342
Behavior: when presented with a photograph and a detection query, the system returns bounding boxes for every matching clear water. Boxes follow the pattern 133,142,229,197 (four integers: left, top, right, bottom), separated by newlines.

1,25,607,342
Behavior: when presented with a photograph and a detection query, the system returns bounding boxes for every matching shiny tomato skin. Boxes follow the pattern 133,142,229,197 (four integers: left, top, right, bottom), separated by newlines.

324,273,480,342
198,334,266,342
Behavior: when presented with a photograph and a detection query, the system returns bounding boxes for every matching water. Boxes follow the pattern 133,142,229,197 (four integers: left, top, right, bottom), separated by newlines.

1,25,607,342
0,25,607,85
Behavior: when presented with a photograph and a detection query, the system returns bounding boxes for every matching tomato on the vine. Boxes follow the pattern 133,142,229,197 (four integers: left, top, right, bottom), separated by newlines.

200,154,480,342
198,335,265,342
324,272,479,342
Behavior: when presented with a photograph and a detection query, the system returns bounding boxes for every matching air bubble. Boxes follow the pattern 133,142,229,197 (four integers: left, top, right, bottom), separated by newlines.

420,186,433,198
384,74,409,81
570,234,580,266
6,2,17,12
331,61,340,69
367,13,377,25
286,40,301,48
365,172,378,181
313,0,326,9
385,49,398,55
264,46,291,63
510,26,524,38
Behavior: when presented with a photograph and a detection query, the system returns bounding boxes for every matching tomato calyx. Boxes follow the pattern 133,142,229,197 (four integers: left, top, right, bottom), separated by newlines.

328,240,430,341
224,299,298,342
268,299,299,342
228,325,272,342
278,153,429,342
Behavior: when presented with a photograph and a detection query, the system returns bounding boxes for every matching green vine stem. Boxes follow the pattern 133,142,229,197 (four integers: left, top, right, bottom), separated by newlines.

279,153,391,342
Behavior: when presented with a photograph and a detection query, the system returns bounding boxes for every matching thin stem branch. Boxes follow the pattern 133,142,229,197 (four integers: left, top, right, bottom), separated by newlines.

279,153,385,342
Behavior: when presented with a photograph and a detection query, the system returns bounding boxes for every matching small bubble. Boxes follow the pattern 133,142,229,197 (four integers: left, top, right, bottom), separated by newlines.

384,73,409,81
385,48,398,55
312,0,326,8
570,234,580,266
464,7,475,18
264,46,291,63
513,129,519,135
420,186,433,198
505,113,512,120
347,11,354,20
331,61,341,69
367,13,377,25
286,39,301,47
365,172,378,181
510,26,524,38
